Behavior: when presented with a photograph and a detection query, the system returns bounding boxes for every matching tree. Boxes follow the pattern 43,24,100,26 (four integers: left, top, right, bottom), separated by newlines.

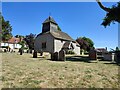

58,26,61,31
2,16,12,41
18,40,26,49
15,35,24,41
96,0,120,27
15,35,24,38
24,33,36,53
76,37,94,51
116,47,120,51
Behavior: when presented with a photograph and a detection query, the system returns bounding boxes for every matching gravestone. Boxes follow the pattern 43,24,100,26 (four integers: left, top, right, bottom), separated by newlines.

19,48,23,55
54,52,59,61
51,53,54,60
112,53,115,62
30,49,32,54
115,51,120,64
26,50,29,53
59,49,65,61
4,49,7,52
51,52,59,61
89,50,97,60
33,50,37,58
40,52,43,56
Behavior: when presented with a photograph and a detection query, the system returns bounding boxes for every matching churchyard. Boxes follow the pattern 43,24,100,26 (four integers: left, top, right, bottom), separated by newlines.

1,52,119,88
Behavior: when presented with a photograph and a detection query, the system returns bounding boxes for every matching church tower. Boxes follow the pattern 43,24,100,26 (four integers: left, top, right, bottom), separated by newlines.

42,16,58,33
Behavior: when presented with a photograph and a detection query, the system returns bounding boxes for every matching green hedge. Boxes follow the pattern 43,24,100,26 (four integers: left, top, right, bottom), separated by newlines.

1,46,9,48
66,50,75,54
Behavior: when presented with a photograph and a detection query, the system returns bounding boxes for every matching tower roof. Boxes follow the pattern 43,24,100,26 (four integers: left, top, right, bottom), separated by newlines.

43,16,58,25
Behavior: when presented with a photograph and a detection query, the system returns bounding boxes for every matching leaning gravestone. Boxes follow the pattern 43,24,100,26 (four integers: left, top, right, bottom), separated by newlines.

59,49,65,61
33,50,37,58
89,49,97,60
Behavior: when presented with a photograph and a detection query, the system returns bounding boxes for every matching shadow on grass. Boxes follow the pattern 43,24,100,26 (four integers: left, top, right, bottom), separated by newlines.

103,62,120,66
66,55,97,63
103,62,117,64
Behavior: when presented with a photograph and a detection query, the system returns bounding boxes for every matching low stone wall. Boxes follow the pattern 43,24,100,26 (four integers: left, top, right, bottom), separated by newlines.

103,53,115,61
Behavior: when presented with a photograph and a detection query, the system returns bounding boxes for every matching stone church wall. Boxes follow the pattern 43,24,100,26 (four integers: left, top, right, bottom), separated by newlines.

34,34,54,53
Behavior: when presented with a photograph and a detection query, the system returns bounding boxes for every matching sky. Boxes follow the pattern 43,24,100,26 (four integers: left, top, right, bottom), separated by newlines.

2,2,118,50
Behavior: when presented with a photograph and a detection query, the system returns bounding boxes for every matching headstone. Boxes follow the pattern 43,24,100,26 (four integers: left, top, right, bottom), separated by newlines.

33,50,37,58
51,53,54,60
112,53,115,61
89,50,97,60
30,49,32,54
40,52,43,56
59,49,65,61
27,50,29,53
8,47,11,52
19,48,23,55
4,49,7,52
51,52,59,61
115,51,120,64
54,52,59,61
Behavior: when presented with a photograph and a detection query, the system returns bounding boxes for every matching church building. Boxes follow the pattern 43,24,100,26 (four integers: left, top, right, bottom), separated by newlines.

34,16,80,55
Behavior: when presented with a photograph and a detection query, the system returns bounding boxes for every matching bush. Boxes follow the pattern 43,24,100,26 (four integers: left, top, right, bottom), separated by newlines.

1,46,8,48
66,50,75,54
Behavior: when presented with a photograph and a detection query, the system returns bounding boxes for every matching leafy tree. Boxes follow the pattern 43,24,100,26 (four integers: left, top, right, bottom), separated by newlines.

24,33,36,53
116,47,120,51
58,26,61,31
15,35,24,38
2,16,12,41
96,0,120,27
82,37,94,48
15,35,24,41
76,37,94,51
18,40,26,49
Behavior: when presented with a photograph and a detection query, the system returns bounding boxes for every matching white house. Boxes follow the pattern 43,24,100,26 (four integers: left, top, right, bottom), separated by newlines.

34,16,80,55
1,37,22,49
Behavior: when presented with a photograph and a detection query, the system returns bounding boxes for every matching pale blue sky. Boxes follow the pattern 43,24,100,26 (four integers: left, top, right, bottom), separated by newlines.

2,2,118,50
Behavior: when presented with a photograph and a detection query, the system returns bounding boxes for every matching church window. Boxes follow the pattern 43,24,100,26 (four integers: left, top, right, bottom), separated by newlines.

42,42,46,49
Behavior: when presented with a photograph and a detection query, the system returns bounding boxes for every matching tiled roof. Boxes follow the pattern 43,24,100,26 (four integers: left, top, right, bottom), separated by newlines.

7,37,21,44
95,48,108,53
50,31,74,41
38,30,74,41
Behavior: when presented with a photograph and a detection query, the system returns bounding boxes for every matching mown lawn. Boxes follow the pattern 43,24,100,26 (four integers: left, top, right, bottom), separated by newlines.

1,53,120,88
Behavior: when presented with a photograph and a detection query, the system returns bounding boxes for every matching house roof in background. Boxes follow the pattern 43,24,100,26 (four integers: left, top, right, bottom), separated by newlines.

95,48,108,53
7,37,21,44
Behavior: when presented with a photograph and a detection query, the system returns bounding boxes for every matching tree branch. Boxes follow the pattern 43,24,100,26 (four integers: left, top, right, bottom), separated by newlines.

96,0,111,12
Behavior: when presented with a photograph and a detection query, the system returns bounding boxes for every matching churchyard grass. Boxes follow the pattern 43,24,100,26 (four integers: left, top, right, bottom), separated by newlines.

1,53,119,88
